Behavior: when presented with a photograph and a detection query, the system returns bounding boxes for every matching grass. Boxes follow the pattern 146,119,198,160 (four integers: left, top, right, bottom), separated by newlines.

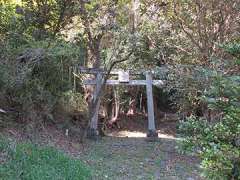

0,137,91,180
78,137,202,180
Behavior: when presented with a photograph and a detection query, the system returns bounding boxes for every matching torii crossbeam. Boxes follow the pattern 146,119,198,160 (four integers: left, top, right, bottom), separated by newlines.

79,67,164,139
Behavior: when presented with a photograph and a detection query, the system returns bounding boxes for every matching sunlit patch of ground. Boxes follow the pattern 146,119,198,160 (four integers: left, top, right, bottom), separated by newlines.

107,130,178,140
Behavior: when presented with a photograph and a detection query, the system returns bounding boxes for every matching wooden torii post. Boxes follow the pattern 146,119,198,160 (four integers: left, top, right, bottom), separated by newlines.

79,67,164,138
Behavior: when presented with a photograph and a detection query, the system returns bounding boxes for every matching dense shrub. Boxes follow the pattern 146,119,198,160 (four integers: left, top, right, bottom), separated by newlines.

0,39,87,124
0,1,87,126
178,43,240,180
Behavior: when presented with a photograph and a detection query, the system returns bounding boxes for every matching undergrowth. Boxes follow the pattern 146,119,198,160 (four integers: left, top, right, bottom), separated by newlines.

0,137,91,180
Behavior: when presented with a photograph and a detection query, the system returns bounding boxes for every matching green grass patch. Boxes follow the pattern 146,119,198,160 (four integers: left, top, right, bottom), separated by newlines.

0,138,91,180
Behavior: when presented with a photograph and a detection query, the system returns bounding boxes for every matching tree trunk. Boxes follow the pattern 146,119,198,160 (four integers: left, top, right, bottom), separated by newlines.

109,87,120,124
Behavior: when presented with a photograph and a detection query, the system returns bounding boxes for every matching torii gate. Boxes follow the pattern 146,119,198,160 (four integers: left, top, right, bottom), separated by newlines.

79,67,164,139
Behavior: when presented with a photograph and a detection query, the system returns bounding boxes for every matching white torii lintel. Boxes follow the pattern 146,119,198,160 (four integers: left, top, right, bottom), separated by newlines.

83,79,164,86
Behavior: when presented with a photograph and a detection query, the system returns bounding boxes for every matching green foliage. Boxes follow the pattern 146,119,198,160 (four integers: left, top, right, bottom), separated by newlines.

178,43,240,179
0,1,20,36
0,138,91,180
0,38,86,125
222,43,240,65
223,43,240,58
59,91,87,114
179,76,240,179
0,0,88,129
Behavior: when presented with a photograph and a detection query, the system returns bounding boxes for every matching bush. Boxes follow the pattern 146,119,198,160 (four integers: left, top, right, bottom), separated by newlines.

0,38,87,126
0,1,87,127
178,43,240,180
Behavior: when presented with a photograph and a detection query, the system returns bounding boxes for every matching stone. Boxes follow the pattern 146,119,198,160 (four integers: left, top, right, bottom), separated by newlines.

146,130,159,142
147,130,158,137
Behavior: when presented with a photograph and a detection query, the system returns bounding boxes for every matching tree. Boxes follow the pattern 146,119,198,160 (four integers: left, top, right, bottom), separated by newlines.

19,0,77,40
168,0,240,64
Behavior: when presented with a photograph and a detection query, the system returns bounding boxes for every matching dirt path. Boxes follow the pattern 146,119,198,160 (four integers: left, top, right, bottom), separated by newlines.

77,135,202,180
1,125,202,180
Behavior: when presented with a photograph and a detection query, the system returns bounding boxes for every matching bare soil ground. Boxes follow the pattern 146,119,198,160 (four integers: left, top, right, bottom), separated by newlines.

0,115,202,180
